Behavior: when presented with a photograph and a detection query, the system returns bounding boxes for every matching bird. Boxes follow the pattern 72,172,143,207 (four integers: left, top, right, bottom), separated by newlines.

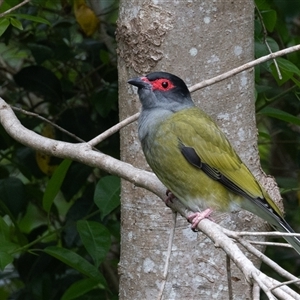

128,71,300,255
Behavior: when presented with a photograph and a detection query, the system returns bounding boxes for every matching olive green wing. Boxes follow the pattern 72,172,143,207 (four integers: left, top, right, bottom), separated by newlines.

171,107,283,217
165,107,300,254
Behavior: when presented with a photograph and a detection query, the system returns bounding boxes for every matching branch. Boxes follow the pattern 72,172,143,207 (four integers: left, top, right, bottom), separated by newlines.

12,106,88,144
87,112,140,147
167,197,300,300
189,44,300,92
0,98,164,198
0,0,31,18
1,44,300,298
94,44,300,142
11,45,299,147
223,229,300,284
0,97,299,298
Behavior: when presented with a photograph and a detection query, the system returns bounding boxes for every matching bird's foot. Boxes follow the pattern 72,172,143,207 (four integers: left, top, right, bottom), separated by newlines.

188,209,213,231
165,189,175,207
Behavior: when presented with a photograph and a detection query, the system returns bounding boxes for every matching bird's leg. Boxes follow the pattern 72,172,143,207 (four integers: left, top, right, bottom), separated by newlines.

165,189,176,206
188,209,213,230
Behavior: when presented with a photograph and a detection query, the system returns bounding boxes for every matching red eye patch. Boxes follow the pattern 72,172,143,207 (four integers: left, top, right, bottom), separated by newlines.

150,78,175,91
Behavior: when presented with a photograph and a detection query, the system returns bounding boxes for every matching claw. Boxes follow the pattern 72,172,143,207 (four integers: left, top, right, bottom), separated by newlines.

165,189,175,206
188,209,213,230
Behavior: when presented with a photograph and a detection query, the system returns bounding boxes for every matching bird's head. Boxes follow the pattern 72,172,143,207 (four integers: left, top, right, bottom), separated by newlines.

128,72,194,111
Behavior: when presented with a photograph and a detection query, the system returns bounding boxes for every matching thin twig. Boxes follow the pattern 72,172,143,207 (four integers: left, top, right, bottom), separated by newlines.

236,231,300,238
269,279,300,292
117,44,300,140
251,272,276,299
247,241,292,249
223,228,300,285
11,45,300,148
163,197,300,298
11,106,86,144
256,84,297,112
0,0,30,18
253,282,261,300
226,255,233,300
258,273,298,300
11,106,137,149
255,5,282,80
88,112,139,146
157,212,177,300
189,44,300,92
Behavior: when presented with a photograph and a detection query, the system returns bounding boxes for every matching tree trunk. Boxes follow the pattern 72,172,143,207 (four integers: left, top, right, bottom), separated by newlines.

117,1,267,298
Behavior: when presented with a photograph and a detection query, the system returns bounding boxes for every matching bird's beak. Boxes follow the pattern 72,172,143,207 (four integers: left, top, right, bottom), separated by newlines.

128,77,149,89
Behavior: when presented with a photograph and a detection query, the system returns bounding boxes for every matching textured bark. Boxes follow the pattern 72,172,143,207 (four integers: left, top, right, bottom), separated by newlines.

117,1,268,299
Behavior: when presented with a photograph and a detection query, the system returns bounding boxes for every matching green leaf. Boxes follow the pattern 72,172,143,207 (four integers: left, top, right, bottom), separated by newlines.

28,43,54,64
259,107,300,126
94,176,120,219
0,1,22,13
258,131,271,140
276,57,300,76
93,85,118,118
255,37,279,58
0,240,18,253
61,278,100,300
0,177,25,218
0,216,9,241
61,163,92,201
9,13,51,26
9,17,23,30
77,220,111,268
261,9,277,32
43,159,72,213
255,84,273,94
44,246,107,286
0,18,10,36
99,49,110,64
255,0,270,10
0,251,14,271
270,58,300,86
0,201,27,246
0,217,19,258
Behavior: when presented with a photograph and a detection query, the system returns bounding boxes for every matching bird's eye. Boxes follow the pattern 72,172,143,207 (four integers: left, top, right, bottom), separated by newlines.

161,81,168,88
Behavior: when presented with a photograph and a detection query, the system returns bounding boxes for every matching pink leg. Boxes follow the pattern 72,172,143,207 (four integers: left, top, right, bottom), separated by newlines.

188,209,213,230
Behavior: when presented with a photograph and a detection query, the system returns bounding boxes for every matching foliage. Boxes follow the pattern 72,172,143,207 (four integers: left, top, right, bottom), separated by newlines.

255,0,300,280
0,0,119,299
